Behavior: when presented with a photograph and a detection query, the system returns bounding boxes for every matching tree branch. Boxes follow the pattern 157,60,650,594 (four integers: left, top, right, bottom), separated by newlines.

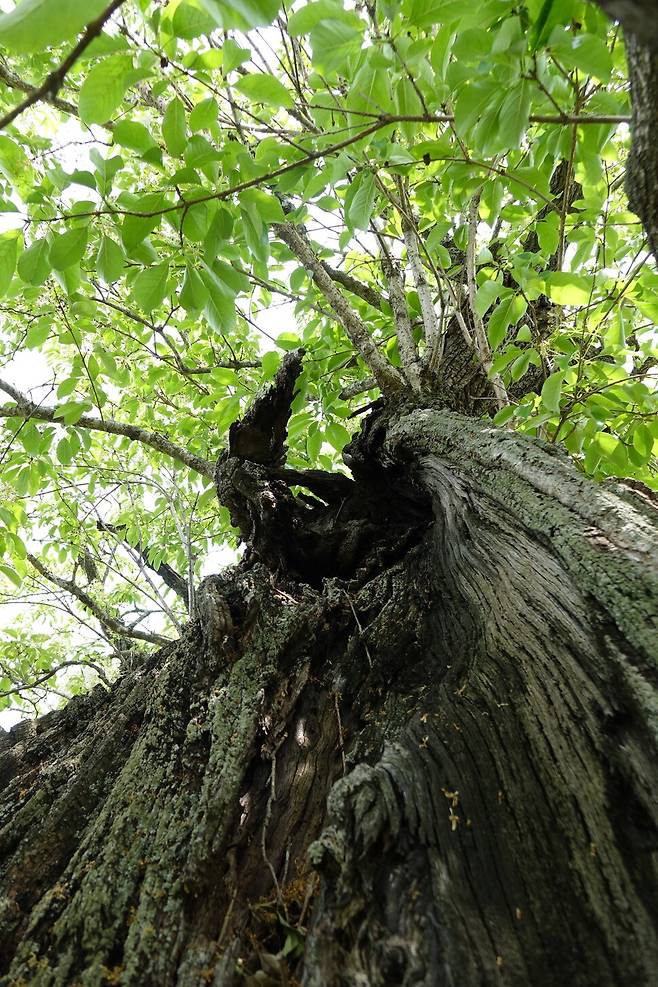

0,658,111,699
0,0,126,132
466,191,508,409
0,61,78,118
97,521,189,604
26,553,170,646
0,377,214,479
376,232,422,392
272,223,405,394
319,263,386,311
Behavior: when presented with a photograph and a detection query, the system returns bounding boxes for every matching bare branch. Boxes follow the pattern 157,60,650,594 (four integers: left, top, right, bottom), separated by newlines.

397,181,442,371
339,376,377,400
320,263,386,311
0,658,111,699
97,521,189,605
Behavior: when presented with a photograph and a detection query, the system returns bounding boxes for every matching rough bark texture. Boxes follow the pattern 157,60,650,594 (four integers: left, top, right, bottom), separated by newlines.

593,0,658,262
1,359,657,985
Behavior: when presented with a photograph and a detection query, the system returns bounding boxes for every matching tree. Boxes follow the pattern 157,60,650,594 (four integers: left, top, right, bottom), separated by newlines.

0,0,656,984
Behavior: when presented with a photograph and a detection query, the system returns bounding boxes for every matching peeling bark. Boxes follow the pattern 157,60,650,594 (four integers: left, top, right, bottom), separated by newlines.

1,383,657,986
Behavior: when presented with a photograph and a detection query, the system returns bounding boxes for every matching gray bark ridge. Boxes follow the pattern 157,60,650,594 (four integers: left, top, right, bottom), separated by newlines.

303,408,658,987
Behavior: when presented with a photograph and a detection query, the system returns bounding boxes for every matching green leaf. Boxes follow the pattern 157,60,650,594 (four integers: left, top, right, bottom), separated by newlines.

544,272,592,305
346,172,376,231
487,295,527,350
0,0,107,52
326,420,350,452
474,279,503,319
261,350,280,379
113,121,159,154
551,33,613,83
495,80,531,151
49,227,88,270
180,263,209,311
79,56,134,125
536,216,560,255
395,77,423,143
25,320,51,349
132,263,170,312
239,189,285,223
222,38,251,72
288,0,344,35
17,238,51,286
198,0,281,31
0,563,22,588
530,0,565,52
541,371,563,413
163,98,188,157
234,73,293,108
121,193,167,250
171,2,216,38
96,236,125,284
631,423,654,460
310,18,364,74
0,231,19,296
189,97,219,131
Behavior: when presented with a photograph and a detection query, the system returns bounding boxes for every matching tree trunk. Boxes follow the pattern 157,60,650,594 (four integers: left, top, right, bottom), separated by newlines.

1,396,656,987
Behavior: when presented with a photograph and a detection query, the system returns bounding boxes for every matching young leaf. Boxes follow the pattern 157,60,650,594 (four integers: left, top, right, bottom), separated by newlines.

541,371,563,413
310,18,364,74
0,232,19,296
49,227,88,271
544,272,592,305
17,238,51,286
475,280,503,319
198,0,281,31
495,80,531,152
180,264,209,311
487,295,527,350
189,98,219,131
113,121,159,154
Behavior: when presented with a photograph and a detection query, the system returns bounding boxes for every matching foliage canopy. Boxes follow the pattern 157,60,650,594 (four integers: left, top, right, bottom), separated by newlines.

0,0,655,713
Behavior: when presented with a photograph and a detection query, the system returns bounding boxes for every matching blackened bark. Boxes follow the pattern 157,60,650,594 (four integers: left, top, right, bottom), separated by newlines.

1,387,656,986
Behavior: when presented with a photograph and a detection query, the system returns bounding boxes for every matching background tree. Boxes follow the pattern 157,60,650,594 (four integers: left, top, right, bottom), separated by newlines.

0,0,656,985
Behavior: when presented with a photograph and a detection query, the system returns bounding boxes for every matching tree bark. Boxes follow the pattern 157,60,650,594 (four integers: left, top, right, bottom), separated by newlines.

1,392,656,986
592,0,658,261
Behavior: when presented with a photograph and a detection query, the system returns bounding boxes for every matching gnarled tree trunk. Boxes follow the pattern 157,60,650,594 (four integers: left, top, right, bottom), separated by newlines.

1,363,656,985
